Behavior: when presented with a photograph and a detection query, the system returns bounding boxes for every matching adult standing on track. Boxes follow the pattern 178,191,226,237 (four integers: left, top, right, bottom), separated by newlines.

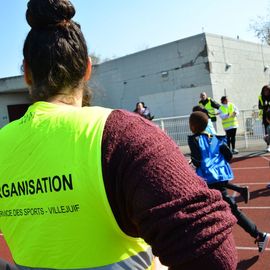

263,110,270,189
0,0,238,269
198,92,220,123
219,96,239,155
258,85,270,152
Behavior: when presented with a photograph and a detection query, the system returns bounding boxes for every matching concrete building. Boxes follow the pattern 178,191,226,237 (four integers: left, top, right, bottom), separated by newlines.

0,76,30,127
92,33,270,118
1,32,270,128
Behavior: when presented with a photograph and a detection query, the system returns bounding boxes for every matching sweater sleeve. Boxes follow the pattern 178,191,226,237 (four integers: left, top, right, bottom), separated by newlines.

101,109,237,270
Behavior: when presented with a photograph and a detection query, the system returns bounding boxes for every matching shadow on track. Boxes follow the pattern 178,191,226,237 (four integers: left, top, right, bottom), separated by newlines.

235,187,270,204
237,255,259,270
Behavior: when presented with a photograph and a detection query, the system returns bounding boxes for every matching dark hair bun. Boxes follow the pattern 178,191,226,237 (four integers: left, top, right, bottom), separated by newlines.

26,0,75,28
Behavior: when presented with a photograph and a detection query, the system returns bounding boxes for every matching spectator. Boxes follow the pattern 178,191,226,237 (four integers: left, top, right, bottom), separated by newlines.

188,111,269,253
258,85,270,152
263,110,270,148
219,96,239,155
0,0,237,269
134,101,154,120
198,92,220,123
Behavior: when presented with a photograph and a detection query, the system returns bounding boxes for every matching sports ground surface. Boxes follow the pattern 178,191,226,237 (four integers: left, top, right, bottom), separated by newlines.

229,150,270,270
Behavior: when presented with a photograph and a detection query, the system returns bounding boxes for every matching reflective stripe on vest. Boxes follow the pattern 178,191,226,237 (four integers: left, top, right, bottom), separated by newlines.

0,102,152,269
16,248,154,270
220,103,238,129
199,98,215,117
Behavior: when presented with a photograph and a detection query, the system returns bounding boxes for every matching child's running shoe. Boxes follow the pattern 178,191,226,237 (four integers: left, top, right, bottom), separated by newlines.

255,232,270,253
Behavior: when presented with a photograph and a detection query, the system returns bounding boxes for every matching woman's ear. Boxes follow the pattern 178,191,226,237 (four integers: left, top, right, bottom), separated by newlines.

84,57,92,81
23,60,32,85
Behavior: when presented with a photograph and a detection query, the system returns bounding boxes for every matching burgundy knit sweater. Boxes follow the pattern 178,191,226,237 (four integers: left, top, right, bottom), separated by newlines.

102,110,237,270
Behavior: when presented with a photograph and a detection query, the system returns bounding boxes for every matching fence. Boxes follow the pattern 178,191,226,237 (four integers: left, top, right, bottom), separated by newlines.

153,109,266,153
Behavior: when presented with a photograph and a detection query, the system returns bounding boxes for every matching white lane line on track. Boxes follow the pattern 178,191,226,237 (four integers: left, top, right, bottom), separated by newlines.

233,182,268,185
232,166,270,170
262,156,270,162
236,246,270,251
238,206,270,209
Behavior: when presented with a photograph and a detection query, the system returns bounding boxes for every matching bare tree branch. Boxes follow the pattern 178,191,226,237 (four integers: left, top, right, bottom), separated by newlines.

249,7,270,45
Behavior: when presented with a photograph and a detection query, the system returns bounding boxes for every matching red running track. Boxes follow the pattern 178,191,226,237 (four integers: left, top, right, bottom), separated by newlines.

230,153,270,270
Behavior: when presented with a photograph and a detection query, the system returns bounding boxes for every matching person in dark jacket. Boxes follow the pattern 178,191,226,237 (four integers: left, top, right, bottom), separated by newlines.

188,111,269,253
198,92,220,122
258,85,270,152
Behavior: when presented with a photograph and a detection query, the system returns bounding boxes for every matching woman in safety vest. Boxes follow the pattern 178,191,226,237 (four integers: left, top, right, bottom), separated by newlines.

219,96,239,155
0,1,237,269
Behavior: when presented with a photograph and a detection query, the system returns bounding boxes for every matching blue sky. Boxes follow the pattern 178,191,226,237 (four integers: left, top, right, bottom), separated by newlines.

0,0,269,78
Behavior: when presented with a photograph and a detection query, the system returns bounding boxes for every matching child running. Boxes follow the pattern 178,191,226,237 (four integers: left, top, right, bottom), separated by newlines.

188,111,270,253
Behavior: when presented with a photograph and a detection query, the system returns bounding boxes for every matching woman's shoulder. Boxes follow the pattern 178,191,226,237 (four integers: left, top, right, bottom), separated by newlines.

104,109,161,137
103,109,179,154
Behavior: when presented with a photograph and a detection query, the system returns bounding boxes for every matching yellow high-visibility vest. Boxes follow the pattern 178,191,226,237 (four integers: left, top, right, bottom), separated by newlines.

220,103,238,130
0,102,153,269
199,98,215,118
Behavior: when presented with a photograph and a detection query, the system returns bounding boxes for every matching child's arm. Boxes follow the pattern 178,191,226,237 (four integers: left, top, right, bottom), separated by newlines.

219,143,233,162
188,135,201,167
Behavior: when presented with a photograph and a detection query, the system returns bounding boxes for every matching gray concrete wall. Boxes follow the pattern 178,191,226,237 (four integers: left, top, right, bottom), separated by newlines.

1,33,270,125
0,76,27,93
0,76,29,127
91,33,213,118
206,33,270,110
